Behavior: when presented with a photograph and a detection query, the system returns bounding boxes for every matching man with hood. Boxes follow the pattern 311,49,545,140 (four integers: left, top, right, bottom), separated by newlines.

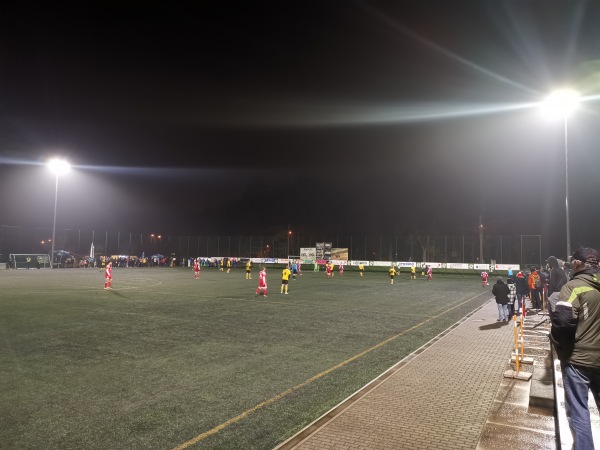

546,256,568,312
551,247,600,450
492,277,510,322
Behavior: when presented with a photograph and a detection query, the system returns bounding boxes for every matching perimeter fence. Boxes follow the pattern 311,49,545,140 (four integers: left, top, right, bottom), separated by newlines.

0,225,542,266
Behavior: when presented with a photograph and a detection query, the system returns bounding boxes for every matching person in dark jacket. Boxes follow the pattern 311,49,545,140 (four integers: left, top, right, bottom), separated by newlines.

514,272,528,315
492,277,510,322
551,247,600,450
546,256,568,312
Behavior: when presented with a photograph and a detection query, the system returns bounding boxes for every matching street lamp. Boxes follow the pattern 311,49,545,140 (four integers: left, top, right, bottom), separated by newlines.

287,229,292,258
542,89,580,260
47,158,71,269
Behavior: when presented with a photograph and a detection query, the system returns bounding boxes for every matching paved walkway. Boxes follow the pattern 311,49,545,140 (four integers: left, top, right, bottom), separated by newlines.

277,299,557,450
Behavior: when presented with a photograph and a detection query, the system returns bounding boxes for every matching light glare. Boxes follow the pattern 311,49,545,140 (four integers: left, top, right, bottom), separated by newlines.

47,158,71,175
542,89,581,119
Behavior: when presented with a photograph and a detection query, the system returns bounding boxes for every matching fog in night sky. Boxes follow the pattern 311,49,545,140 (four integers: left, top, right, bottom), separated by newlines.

2,0,600,259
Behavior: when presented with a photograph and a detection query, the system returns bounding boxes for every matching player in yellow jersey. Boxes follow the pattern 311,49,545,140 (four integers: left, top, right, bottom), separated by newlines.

281,266,291,294
389,266,397,284
226,259,231,273
410,265,416,280
359,263,364,277
245,260,252,279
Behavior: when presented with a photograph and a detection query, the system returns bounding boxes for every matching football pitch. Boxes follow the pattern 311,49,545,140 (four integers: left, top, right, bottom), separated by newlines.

1,267,491,449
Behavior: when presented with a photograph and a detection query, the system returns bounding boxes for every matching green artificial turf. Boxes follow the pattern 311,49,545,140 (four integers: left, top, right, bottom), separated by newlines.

0,267,491,449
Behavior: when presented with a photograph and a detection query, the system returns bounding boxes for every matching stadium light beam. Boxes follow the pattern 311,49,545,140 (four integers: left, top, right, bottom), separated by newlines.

541,89,580,259
47,158,71,268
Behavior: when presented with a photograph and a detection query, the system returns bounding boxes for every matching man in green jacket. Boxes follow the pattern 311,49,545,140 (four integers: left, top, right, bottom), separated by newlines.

551,247,600,450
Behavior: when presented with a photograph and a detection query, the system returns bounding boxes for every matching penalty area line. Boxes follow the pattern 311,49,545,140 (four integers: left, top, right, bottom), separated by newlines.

172,291,488,450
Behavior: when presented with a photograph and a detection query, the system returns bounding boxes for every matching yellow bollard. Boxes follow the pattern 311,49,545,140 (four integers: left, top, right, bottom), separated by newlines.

513,314,520,373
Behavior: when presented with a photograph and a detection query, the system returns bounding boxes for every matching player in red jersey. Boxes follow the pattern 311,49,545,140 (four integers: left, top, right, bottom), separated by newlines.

326,262,333,279
104,261,113,290
193,258,200,279
339,264,344,276
481,271,489,287
426,265,433,281
255,266,267,297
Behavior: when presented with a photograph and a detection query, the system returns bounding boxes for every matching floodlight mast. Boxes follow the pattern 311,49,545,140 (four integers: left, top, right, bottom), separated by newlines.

542,89,580,260
47,159,71,269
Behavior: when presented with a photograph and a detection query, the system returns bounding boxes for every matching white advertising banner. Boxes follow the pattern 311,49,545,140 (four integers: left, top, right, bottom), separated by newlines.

474,264,490,270
446,263,470,270
495,264,520,271
349,260,369,266
420,262,444,269
331,260,348,266
397,261,416,268
372,261,393,267
300,247,316,259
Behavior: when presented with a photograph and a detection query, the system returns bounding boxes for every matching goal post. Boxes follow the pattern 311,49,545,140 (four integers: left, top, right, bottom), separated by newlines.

9,254,51,269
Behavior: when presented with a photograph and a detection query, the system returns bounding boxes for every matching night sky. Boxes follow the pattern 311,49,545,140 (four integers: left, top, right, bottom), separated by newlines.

2,1,600,258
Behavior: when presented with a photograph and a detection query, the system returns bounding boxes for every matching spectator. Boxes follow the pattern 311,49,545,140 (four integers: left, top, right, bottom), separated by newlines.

528,267,542,311
546,256,568,312
540,265,550,307
507,278,517,318
515,272,528,315
492,277,510,322
550,247,600,450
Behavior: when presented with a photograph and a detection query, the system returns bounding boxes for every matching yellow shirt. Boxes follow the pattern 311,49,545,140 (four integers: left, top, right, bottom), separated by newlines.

389,267,396,276
359,264,364,271
411,266,416,274
246,261,252,271
282,268,291,281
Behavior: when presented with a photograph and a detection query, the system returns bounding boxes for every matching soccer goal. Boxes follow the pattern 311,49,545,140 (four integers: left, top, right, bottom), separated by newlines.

9,254,51,269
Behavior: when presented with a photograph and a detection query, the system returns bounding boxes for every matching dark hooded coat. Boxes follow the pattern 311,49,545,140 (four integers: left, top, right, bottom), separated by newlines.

546,256,568,297
492,278,510,305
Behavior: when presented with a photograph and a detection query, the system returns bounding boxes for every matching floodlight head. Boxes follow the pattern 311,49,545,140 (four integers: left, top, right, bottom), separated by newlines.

47,158,71,175
542,89,581,119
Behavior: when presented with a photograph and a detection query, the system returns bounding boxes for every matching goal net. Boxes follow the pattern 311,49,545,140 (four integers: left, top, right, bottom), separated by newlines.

9,254,51,269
